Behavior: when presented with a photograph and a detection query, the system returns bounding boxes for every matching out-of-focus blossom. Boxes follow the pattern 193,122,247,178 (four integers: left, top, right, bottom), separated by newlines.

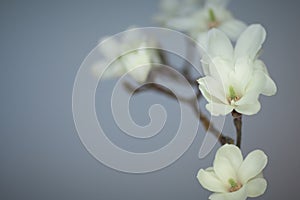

155,0,246,41
92,28,161,83
154,0,203,27
197,144,268,200
197,24,277,116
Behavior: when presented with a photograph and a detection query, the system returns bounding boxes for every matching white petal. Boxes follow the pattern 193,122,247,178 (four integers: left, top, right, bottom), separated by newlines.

122,28,144,46
127,65,152,83
246,178,267,197
197,32,208,51
235,91,259,106
206,28,234,61
166,17,194,32
198,78,219,103
215,144,243,172
198,33,211,76
238,150,268,184
92,61,124,79
198,32,210,67
254,172,264,179
245,70,266,94
198,32,234,79
197,169,228,193
200,58,211,76
92,61,107,78
261,74,277,96
206,102,233,116
198,76,227,104
98,37,120,58
209,57,234,84
209,185,247,200
254,60,277,96
219,19,247,41
254,59,268,74
234,24,266,60
213,155,238,187
235,100,261,115
122,51,152,83
233,57,254,92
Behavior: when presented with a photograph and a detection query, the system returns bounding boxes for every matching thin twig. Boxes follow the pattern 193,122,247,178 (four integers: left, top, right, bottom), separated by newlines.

123,82,193,104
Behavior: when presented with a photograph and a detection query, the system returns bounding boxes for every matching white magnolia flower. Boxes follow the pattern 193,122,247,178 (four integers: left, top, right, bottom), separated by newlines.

197,144,268,200
197,24,277,116
92,28,161,83
159,0,246,40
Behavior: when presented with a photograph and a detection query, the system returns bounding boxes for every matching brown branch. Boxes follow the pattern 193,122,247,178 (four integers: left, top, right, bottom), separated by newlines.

232,110,242,148
123,82,192,103
190,90,234,145
123,81,234,145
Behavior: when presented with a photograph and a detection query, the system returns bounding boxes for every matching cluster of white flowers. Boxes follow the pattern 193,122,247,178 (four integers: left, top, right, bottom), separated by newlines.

92,28,161,83
156,0,246,41
93,1,277,199
197,24,277,116
155,2,276,200
197,144,268,200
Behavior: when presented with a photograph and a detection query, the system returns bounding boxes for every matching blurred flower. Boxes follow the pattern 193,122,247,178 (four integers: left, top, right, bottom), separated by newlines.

197,144,268,200
197,24,277,116
154,0,203,26
155,0,246,41
92,28,161,83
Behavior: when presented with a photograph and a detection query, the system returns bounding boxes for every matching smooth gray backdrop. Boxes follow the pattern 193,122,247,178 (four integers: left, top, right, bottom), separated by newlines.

0,0,299,200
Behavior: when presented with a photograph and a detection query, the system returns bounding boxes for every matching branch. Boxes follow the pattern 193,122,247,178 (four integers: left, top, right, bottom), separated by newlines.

123,81,234,145
232,110,242,148
190,90,234,145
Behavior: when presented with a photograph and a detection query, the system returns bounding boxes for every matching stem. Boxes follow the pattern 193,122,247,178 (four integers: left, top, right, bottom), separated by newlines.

232,110,242,148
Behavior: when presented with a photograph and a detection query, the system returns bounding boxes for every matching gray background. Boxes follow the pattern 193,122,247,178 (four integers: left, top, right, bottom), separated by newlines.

1,0,299,199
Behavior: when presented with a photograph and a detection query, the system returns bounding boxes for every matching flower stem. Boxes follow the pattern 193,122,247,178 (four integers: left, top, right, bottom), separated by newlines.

232,110,242,148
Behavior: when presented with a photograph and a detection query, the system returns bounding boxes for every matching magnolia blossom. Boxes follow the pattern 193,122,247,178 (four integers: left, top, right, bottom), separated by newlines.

197,24,277,116
92,28,161,83
197,144,268,200
157,0,246,40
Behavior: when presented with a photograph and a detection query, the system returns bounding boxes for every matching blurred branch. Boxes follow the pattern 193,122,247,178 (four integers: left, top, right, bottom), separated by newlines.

182,39,194,78
155,44,198,87
123,81,234,145
123,82,193,104
181,39,199,87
